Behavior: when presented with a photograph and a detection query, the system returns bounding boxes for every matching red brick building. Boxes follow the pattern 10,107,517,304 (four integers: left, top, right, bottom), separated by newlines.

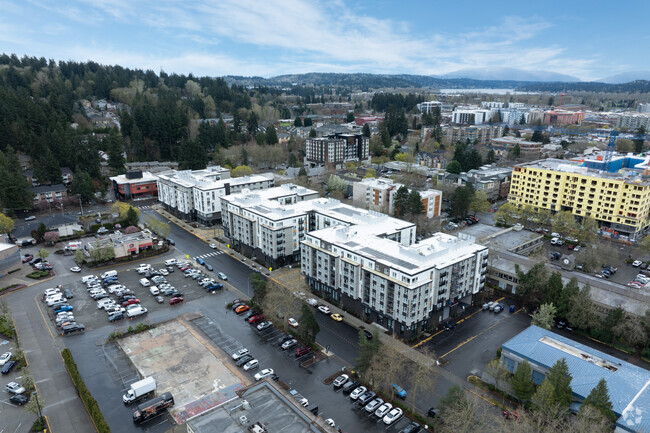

110,171,158,200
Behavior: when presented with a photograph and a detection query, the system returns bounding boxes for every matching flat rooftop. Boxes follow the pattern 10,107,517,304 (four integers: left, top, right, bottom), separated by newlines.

120,319,247,424
187,382,323,433
517,157,650,183
109,171,159,184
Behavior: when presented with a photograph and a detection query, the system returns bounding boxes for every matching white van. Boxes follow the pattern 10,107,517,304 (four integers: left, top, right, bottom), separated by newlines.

139,278,150,287
46,295,65,306
81,275,97,284
165,259,177,266
101,270,117,279
149,286,160,295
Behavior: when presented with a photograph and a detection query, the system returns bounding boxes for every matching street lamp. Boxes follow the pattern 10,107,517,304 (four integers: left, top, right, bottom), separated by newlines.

33,390,43,422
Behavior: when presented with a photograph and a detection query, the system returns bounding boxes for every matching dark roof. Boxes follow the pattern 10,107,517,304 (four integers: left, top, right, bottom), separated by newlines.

30,184,67,194
61,167,73,175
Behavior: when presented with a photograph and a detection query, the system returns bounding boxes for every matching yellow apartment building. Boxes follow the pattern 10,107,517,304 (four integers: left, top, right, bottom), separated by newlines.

508,158,650,239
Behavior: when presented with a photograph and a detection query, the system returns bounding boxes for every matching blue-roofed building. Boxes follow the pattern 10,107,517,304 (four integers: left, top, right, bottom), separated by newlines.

501,325,650,433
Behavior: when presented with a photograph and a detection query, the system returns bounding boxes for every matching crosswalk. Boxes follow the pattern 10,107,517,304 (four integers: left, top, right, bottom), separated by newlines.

135,205,151,210
193,251,225,260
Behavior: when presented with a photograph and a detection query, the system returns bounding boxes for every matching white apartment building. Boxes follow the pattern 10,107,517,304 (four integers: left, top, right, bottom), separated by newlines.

617,113,650,130
352,177,442,218
157,166,274,225
452,109,492,125
481,101,504,109
301,226,488,337
305,133,370,168
417,101,442,113
638,103,650,113
220,185,415,268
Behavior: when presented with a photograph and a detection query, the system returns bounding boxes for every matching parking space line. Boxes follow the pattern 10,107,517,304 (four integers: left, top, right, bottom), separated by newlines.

412,328,445,348
439,314,511,360
33,294,55,340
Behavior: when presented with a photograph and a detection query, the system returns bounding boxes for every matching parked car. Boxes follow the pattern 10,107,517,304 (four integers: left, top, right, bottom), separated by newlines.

365,397,384,414
218,272,228,280
318,305,331,314
70,266,81,273
295,347,312,357
235,355,253,367
288,318,299,327
254,368,274,381
5,381,24,394
632,260,643,267
358,390,377,405
332,374,349,389
248,315,263,324
139,278,150,287
169,296,184,305
9,394,29,405
375,402,393,418
257,321,273,331
1,360,17,374
342,379,360,394
331,313,343,321
281,339,297,350
306,298,318,306
54,304,73,313
399,422,422,433
235,305,250,314
232,348,250,360
243,359,259,371
0,352,12,366
350,386,367,400
383,407,404,425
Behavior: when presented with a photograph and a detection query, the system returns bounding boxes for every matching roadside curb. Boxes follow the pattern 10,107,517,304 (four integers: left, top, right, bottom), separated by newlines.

0,274,57,298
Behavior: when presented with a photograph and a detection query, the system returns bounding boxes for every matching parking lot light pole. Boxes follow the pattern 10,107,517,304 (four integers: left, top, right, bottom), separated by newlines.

33,390,43,421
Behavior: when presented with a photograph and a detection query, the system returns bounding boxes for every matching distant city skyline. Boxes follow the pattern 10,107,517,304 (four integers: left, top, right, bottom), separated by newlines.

2,0,649,81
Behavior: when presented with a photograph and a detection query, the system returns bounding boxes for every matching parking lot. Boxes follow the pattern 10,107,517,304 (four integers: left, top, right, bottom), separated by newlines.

0,339,36,433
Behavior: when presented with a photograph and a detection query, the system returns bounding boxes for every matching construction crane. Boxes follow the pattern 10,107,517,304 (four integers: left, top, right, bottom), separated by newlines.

603,130,619,166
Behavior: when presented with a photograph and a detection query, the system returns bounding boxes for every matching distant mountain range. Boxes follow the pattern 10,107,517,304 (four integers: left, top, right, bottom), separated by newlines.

598,71,650,84
441,67,581,83
223,72,650,93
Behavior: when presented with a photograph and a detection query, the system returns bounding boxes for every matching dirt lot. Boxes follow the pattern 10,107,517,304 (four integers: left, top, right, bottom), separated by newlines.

120,318,248,424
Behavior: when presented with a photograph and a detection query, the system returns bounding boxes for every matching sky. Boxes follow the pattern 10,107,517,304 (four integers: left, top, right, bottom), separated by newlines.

2,0,649,81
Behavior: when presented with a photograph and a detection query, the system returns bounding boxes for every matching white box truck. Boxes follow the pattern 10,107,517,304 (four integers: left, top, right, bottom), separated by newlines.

123,376,156,404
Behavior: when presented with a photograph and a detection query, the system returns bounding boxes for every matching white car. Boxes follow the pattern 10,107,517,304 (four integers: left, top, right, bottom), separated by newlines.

139,278,150,287
149,286,160,295
218,272,228,280
159,269,169,276
382,407,403,425
374,402,393,418
318,305,331,314
107,284,126,294
243,359,259,371
44,288,61,297
231,348,250,360
254,368,274,381
332,374,349,388
325,418,335,427
126,306,148,318
350,386,367,400
632,260,643,267
70,266,81,273
5,381,25,394
0,352,12,366
288,318,299,328
209,243,217,249
306,298,318,307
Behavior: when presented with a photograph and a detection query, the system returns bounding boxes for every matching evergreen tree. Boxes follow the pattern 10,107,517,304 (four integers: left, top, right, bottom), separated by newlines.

303,117,313,127
503,125,509,136
362,123,371,138
299,304,320,345
294,117,303,127
547,358,573,410
298,167,307,177
532,303,557,330
346,112,355,122
355,329,380,375
531,130,544,142
533,379,557,415
309,128,316,138
486,149,496,164
125,207,139,226
265,125,278,144
107,130,125,172
0,148,32,212
581,378,616,423
393,185,410,217
450,184,474,218
512,143,521,156
634,126,646,153
544,272,564,307
406,190,424,216
71,170,95,204
446,160,462,174
511,360,535,402
178,139,208,170
241,146,249,165
247,112,258,136
519,114,526,124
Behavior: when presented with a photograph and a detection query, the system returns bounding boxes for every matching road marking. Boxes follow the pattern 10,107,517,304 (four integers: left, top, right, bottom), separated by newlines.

412,329,445,348
34,294,55,340
439,315,509,359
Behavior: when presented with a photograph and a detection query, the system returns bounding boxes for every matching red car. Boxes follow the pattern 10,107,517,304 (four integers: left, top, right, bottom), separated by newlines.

295,347,312,357
248,315,263,324
122,298,140,306
180,266,192,272
169,296,184,305
503,410,521,422
22,255,34,263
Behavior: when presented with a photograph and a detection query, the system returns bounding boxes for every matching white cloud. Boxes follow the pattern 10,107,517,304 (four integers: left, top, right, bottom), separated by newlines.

11,1,602,79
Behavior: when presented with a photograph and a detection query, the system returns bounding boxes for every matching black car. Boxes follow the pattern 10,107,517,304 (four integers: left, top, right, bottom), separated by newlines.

10,394,29,405
427,407,439,418
443,321,457,331
109,313,124,322
357,391,377,405
363,329,373,339
236,355,253,367
1,360,16,374
167,239,175,245
399,422,422,433
269,374,279,381
342,379,360,394
277,334,293,345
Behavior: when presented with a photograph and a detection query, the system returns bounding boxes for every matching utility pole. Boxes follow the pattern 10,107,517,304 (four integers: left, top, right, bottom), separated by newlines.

79,195,84,216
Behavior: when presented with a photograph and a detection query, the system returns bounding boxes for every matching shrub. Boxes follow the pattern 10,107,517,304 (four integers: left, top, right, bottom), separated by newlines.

55,249,65,254
61,348,111,433
31,417,46,431
497,347,502,359
88,224,100,233
8,268,19,274
0,315,16,337
26,271,50,279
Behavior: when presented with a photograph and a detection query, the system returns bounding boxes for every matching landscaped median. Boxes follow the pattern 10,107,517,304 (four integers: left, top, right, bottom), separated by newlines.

61,348,111,433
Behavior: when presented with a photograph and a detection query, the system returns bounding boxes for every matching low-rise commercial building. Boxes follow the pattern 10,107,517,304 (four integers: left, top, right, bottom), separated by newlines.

220,185,415,268
86,231,154,259
0,243,21,277
157,166,274,225
501,326,650,433
110,170,159,200
301,227,488,337
352,177,442,218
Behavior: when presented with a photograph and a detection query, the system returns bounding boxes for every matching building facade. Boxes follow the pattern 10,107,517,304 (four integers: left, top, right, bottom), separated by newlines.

110,171,159,200
301,228,488,337
157,166,274,225
490,137,542,159
442,125,503,146
543,110,584,125
352,177,442,219
220,186,416,268
617,113,650,130
30,184,67,204
508,158,650,239
451,109,492,125
305,133,369,168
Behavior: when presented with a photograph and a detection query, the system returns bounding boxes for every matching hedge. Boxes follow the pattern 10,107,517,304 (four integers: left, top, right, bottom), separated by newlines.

61,348,111,433
26,270,50,279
